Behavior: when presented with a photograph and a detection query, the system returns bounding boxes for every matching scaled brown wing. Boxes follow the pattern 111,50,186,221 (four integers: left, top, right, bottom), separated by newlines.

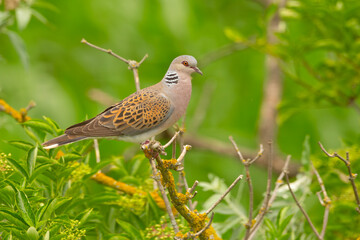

65,90,173,137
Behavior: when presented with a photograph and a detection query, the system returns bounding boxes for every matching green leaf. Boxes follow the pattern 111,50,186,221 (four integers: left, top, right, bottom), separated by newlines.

16,6,32,30
16,190,36,227
22,119,54,134
40,197,72,221
26,226,39,240
27,145,38,177
78,208,93,226
29,163,53,183
43,231,50,240
42,116,61,134
62,152,82,162
6,157,29,179
24,127,40,143
8,140,34,152
0,208,29,230
6,30,29,69
116,219,143,240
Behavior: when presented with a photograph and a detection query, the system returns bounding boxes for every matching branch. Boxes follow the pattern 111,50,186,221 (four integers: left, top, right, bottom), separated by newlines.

229,136,264,239
81,38,148,91
284,171,321,240
148,157,179,233
91,172,170,212
249,155,291,240
0,99,35,123
205,174,243,215
318,142,360,213
312,163,331,239
142,142,221,240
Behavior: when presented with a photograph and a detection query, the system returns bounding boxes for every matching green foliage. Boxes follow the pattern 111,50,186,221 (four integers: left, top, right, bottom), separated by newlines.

0,117,174,239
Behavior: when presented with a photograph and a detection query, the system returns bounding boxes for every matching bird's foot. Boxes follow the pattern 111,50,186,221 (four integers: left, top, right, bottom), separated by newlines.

140,140,167,158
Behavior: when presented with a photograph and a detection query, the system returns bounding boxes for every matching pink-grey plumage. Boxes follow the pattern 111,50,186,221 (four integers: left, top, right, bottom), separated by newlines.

42,55,202,149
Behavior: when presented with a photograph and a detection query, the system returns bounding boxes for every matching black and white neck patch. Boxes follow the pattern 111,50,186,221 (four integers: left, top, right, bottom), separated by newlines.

164,71,179,85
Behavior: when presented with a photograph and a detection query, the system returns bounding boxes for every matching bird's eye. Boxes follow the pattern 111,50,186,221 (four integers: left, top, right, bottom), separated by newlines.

182,61,189,66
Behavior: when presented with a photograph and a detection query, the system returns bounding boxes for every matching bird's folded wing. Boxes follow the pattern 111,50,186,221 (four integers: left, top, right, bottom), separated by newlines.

65,90,173,137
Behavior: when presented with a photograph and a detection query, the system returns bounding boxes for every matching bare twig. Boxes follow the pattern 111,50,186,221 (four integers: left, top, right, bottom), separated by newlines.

163,131,181,149
81,38,148,91
175,145,192,171
148,157,179,233
318,142,360,213
284,171,321,240
205,174,243,215
249,155,291,240
312,163,331,238
229,136,264,239
94,139,100,165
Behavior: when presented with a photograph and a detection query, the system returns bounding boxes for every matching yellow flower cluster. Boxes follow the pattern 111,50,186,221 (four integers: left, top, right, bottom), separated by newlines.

0,153,13,174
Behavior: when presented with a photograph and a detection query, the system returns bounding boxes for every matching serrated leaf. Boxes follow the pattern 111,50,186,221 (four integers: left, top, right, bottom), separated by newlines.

6,30,29,68
27,145,38,177
26,226,39,240
8,140,34,151
16,190,36,227
116,219,143,240
22,120,53,134
6,157,29,179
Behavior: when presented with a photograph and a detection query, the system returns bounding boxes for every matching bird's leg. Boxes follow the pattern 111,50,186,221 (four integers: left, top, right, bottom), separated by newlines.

140,139,167,159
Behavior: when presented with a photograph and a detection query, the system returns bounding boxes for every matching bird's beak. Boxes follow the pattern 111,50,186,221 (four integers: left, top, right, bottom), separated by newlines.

192,66,203,75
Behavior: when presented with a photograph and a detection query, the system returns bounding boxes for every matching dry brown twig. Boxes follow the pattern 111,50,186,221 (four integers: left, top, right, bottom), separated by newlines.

318,142,360,213
229,136,264,240
248,155,291,240
283,158,331,240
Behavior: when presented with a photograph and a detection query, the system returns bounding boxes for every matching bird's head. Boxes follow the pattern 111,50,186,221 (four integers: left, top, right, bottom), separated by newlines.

170,55,203,76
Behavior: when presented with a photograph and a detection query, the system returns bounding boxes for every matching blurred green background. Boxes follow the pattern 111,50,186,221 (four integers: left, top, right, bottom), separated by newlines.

1,0,360,239
2,0,359,184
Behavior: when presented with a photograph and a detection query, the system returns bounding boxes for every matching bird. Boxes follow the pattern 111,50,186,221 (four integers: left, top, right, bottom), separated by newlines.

42,55,202,149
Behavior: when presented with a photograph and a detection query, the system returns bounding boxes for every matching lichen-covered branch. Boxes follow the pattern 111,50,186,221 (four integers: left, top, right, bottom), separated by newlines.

91,172,169,212
0,99,35,123
142,142,221,240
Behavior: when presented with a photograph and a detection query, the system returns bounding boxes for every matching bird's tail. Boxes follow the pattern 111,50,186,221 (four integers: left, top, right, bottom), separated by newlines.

42,134,87,149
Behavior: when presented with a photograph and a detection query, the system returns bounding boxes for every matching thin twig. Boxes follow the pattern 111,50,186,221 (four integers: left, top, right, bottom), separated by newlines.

163,131,181,149
312,163,331,239
205,174,243,215
176,145,192,171
284,172,321,239
249,155,291,240
318,142,360,213
149,157,179,233
229,136,264,239
94,139,100,165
